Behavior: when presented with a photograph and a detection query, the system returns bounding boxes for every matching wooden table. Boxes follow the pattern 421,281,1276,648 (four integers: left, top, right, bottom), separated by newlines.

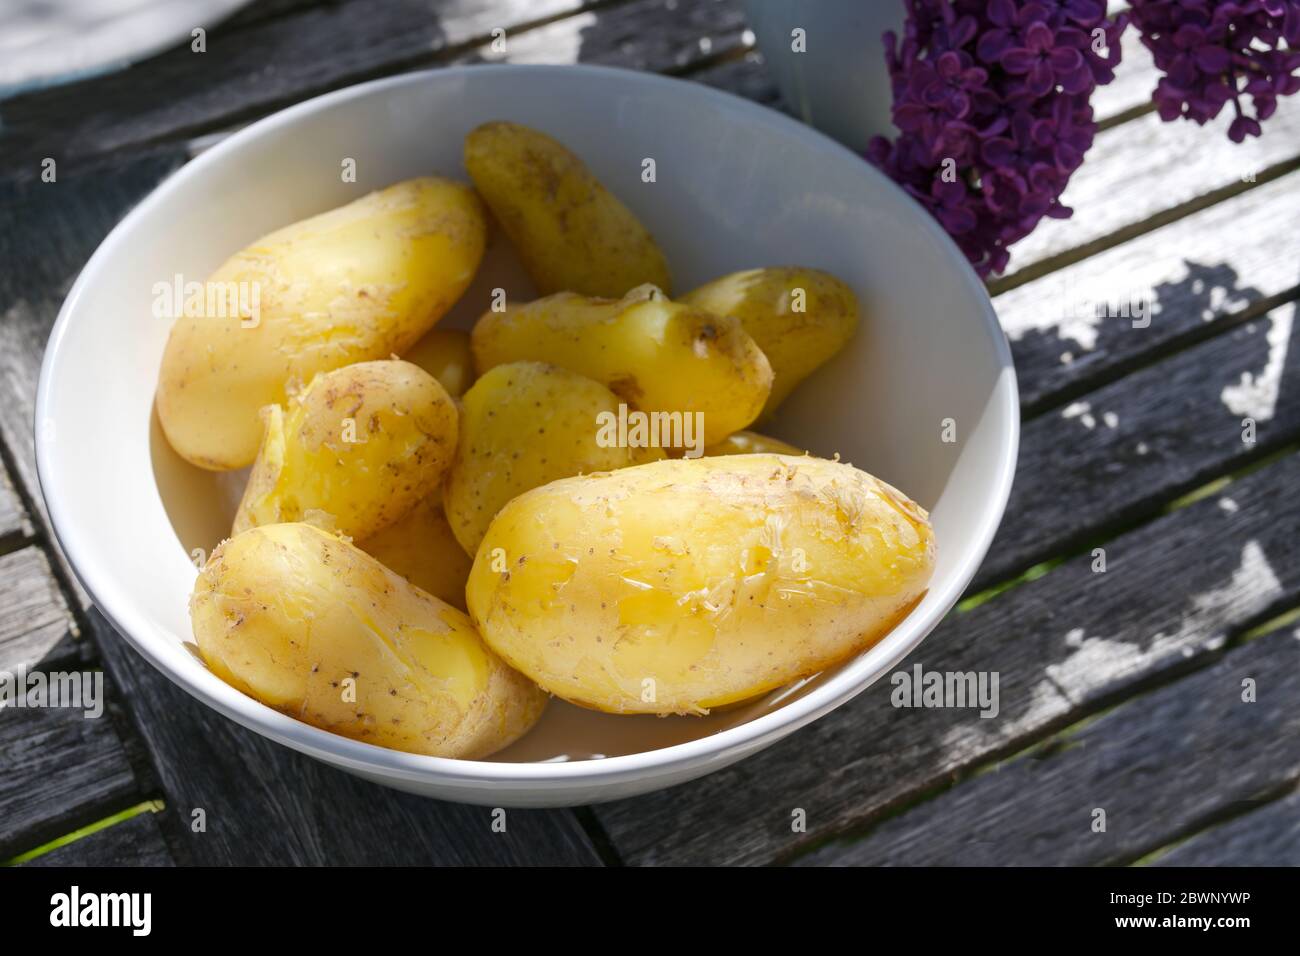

2,0,1297,867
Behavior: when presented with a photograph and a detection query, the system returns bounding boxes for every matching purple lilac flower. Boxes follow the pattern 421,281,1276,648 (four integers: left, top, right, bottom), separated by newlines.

869,0,1126,277
1128,0,1300,143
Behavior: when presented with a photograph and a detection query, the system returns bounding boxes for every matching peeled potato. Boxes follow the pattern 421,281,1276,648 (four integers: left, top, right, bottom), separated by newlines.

467,454,935,715
232,360,457,540
682,267,859,420
157,177,486,470
403,328,475,398
704,430,804,457
193,522,544,758
359,498,472,611
464,121,671,297
444,361,664,557
472,285,772,446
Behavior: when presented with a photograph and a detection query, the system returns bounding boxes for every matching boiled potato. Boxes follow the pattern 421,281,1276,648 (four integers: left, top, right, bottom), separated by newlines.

403,328,475,398
467,454,935,715
444,361,664,556
157,178,486,470
193,522,544,758
472,285,772,446
704,430,804,457
359,498,472,611
232,360,457,540
682,267,859,420
464,121,671,297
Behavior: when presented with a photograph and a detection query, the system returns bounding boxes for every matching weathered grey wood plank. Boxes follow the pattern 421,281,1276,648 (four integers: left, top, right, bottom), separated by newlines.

0,0,589,177
998,170,1300,415
976,301,1300,589
795,626,1300,866
0,541,149,860
0,546,80,673
0,464,26,546
193,13,774,159
0,0,752,181
1001,93,1300,283
24,810,175,867
0,675,145,859
222,0,327,30
0,152,187,549
464,0,749,73
1153,788,1300,867
89,609,603,865
592,449,1300,865
691,50,781,105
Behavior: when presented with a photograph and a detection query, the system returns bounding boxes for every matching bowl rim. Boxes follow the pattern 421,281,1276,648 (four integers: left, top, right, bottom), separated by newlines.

35,62,1019,790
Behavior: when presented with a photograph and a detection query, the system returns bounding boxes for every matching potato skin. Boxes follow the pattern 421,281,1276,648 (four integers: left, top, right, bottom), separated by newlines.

157,178,486,470
467,454,935,715
403,328,475,398
444,361,664,557
232,360,457,540
192,523,545,758
704,430,804,457
464,121,671,297
682,267,859,420
472,286,772,446
359,498,472,611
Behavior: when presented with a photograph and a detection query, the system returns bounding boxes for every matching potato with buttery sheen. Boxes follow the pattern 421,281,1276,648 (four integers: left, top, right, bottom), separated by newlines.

467,454,935,715
157,177,486,470
193,522,545,758
359,498,472,611
444,361,664,557
232,360,457,540
704,430,804,457
682,267,859,420
472,286,772,446
403,328,475,398
464,121,671,297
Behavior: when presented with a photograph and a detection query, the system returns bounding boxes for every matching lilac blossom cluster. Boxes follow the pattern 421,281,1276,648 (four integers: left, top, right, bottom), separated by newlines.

867,0,1127,277
1128,0,1300,142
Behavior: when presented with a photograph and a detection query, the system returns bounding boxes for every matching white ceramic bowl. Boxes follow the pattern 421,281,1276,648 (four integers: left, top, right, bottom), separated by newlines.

37,64,1017,807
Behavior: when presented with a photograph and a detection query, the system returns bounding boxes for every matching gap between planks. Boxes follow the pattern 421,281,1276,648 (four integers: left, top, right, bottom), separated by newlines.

9,799,168,867
1144,784,1300,867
